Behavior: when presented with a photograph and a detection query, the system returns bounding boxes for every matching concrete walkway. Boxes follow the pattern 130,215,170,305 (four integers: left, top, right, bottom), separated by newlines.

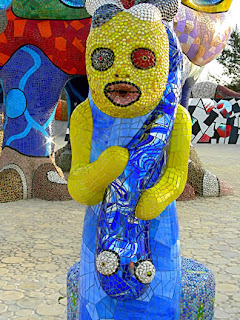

0,129,239,318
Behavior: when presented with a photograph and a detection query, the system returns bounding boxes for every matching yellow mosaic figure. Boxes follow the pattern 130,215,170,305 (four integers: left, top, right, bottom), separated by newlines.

68,4,192,319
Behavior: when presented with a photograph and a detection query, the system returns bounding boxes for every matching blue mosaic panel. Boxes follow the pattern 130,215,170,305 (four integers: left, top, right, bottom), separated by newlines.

78,201,181,320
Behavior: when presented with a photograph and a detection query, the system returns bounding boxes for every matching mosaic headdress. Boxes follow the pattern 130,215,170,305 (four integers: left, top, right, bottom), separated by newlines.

84,0,180,24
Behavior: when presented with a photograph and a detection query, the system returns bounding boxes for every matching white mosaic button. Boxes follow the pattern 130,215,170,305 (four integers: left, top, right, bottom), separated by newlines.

135,260,155,284
96,250,120,276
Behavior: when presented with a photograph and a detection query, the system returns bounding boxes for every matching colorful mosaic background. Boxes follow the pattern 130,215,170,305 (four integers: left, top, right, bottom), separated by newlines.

0,0,92,202
0,0,12,9
0,7,91,74
174,3,231,67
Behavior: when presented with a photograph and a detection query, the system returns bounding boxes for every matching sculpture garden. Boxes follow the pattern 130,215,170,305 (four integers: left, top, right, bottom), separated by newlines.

0,0,239,319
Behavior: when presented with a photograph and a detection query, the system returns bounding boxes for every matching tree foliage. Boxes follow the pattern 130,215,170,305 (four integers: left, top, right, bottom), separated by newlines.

216,25,240,92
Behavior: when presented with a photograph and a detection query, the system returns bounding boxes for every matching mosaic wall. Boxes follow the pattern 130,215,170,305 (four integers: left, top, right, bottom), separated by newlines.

189,98,240,144
191,81,240,101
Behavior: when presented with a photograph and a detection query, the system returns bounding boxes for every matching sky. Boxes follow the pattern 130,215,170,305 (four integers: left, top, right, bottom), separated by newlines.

230,0,240,27
228,0,240,28
198,0,240,83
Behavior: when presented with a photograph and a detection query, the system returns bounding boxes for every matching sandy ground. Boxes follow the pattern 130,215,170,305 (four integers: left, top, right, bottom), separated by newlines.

0,121,239,319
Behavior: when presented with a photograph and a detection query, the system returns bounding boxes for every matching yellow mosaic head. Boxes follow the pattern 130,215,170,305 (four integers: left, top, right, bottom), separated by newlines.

86,11,169,118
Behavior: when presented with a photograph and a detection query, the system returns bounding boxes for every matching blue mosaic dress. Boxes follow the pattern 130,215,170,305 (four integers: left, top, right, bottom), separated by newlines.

78,102,181,319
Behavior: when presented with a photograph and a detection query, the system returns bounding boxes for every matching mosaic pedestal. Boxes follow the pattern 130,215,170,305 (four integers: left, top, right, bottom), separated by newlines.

180,257,215,320
67,262,80,320
67,257,215,319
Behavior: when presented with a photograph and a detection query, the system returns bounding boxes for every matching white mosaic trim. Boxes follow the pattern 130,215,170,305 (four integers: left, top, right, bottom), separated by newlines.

47,171,67,185
86,0,163,22
202,170,219,197
85,0,124,16
127,4,162,22
0,164,28,199
157,0,180,22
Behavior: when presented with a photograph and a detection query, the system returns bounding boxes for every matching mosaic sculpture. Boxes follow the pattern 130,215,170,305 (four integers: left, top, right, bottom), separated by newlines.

0,0,91,201
66,0,217,318
0,0,234,202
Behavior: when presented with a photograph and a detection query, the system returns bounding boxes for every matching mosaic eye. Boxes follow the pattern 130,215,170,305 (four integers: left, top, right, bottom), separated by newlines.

134,260,156,284
91,48,114,71
96,250,120,276
131,48,156,70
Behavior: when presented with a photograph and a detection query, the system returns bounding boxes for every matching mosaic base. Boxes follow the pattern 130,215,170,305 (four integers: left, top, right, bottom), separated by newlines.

67,257,215,319
180,257,215,320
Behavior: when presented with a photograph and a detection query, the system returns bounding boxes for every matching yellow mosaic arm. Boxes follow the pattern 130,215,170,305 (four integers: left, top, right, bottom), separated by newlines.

68,99,129,205
135,105,192,220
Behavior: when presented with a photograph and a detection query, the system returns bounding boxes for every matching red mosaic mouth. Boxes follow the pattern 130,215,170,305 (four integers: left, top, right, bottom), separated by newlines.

104,82,141,107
